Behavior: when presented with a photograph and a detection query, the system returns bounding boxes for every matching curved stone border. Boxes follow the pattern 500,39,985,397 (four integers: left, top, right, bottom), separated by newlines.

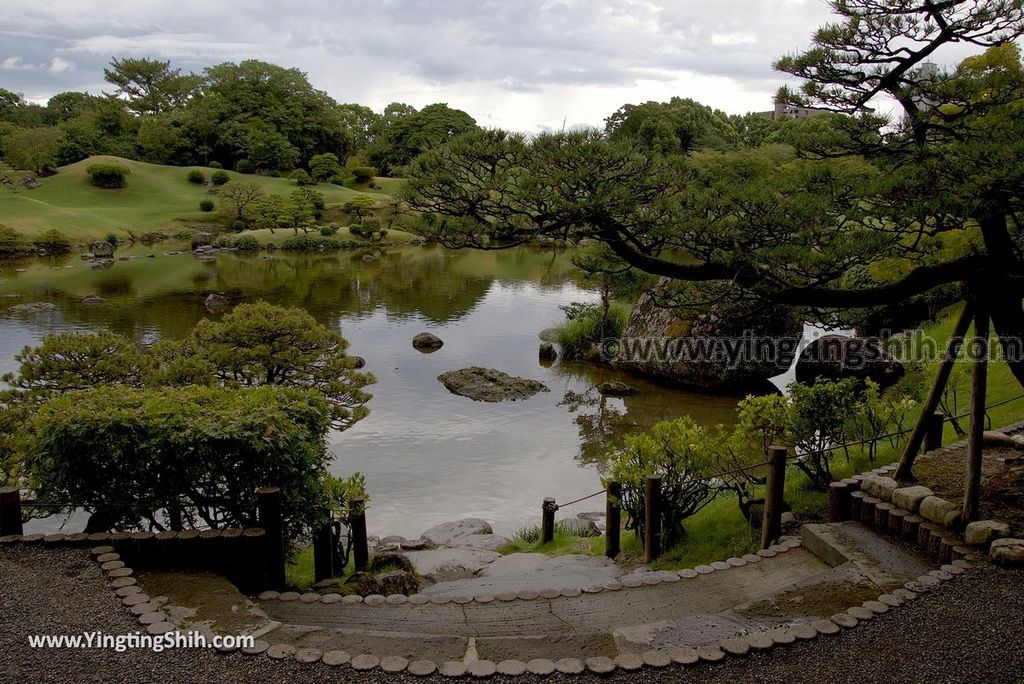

254,538,804,609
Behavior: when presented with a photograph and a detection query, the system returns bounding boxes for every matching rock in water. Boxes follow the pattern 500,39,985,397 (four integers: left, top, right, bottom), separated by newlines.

596,381,638,397
205,293,231,310
539,342,557,362
412,332,444,351
81,295,105,304
615,280,800,394
438,367,549,402
795,334,904,389
8,302,59,316
89,240,115,258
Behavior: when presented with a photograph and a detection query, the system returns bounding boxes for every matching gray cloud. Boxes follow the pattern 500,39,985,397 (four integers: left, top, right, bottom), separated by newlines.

0,0,1003,131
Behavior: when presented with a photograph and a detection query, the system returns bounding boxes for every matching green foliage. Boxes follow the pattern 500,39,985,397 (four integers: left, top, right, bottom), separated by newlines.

188,169,206,184
320,223,339,236
349,165,377,183
235,159,254,174
210,169,229,185
86,163,130,189
31,228,73,254
26,384,332,544
290,168,313,185
555,300,630,359
280,235,356,251
213,233,259,251
607,417,726,549
199,199,214,212
309,152,340,182
4,126,62,173
218,181,266,225
208,161,222,169
606,97,739,155
0,225,31,255
104,57,201,116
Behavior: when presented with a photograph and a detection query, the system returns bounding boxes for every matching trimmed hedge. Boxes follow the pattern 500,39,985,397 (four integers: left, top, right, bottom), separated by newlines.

86,163,131,189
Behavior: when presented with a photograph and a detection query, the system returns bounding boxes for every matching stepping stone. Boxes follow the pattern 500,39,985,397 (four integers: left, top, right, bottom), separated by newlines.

602,580,623,591
539,588,561,599
497,660,527,676
115,586,142,598
769,629,796,645
517,590,539,601
812,619,841,636
322,593,342,604
742,554,762,563
678,569,699,579
108,568,133,578
527,658,556,675
364,594,386,605
242,640,269,655
278,592,300,601
90,546,115,556
296,648,322,664
745,633,774,651
475,594,496,603
145,622,175,635
613,653,643,671
381,656,409,673
408,660,438,676
831,613,859,629
697,645,725,662
711,561,731,571
847,606,874,620
96,552,119,563
862,600,889,614
695,564,715,574
893,588,918,601
669,646,699,663
641,651,670,668
138,612,165,625
468,660,496,678
621,576,644,588
452,595,474,604
408,595,430,605
322,650,350,666
267,644,296,660
101,560,125,571
440,661,467,677
130,602,159,616
878,594,903,607
790,623,817,640
556,658,585,674
722,638,750,655
110,578,136,588
726,557,747,567
258,591,279,601
123,594,151,606
559,587,582,597
342,595,363,604
586,657,616,674
351,654,380,671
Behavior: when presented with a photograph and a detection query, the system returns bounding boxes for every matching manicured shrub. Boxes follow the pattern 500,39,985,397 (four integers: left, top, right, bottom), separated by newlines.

215,234,259,251
32,228,73,254
280,235,363,252
86,163,131,189
320,224,339,236
329,175,346,186
268,170,282,178
235,159,255,174
211,170,230,186
199,199,215,212
350,166,377,183
290,169,313,185
104,233,119,246
208,161,223,169
188,169,206,184
175,228,197,242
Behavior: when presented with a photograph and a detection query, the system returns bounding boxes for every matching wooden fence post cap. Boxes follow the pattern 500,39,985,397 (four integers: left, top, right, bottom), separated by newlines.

256,486,281,495
0,486,19,495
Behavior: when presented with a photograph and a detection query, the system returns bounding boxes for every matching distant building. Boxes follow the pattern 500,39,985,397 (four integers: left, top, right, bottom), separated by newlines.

754,100,825,120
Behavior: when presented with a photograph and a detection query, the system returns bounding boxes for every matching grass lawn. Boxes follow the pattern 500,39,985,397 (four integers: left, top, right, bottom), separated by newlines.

0,156,404,243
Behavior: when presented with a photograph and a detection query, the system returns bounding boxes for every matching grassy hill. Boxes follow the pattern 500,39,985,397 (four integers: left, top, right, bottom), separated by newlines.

0,156,403,242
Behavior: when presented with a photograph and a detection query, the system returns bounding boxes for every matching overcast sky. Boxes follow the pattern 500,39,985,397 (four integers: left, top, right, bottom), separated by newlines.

0,0,994,132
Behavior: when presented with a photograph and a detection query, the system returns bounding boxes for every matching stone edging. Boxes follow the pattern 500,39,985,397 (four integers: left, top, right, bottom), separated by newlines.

78,538,972,677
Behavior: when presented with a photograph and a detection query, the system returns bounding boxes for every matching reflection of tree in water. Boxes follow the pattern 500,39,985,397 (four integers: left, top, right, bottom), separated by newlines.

559,387,630,467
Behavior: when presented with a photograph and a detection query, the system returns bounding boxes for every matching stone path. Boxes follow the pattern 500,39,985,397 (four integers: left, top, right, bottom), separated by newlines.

251,523,937,663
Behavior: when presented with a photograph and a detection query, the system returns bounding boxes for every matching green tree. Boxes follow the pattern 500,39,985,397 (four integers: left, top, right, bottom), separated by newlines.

103,57,201,115
309,152,340,182
606,97,738,155
370,103,477,174
4,126,62,173
343,195,377,219
218,181,266,225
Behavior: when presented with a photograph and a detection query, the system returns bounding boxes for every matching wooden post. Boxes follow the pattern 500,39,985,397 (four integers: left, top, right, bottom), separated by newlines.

256,487,286,590
0,486,23,536
605,481,621,559
896,302,974,480
541,498,557,544
350,497,369,572
827,481,850,522
643,475,662,563
923,413,945,453
761,446,787,549
313,512,334,583
963,306,989,523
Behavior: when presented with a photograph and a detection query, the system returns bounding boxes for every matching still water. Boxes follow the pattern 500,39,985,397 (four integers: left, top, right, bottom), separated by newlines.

1,245,743,537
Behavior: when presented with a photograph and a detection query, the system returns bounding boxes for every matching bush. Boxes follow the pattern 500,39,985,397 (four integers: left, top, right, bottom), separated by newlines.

0,226,30,255
268,170,282,178
175,228,197,242
215,234,259,251
32,228,73,254
320,224,340,236
235,159,255,174
211,170,230,186
279,235,364,252
199,199,215,212
350,166,377,183
104,233,119,246
26,385,333,546
188,169,206,185
329,175,346,186
290,169,313,186
208,161,223,169
555,301,630,359
86,163,130,189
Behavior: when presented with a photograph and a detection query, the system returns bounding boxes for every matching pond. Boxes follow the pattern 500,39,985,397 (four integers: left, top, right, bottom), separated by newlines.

2,244,750,538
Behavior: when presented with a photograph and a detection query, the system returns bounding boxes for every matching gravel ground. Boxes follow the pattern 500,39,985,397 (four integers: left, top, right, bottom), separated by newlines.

2,545,1022,684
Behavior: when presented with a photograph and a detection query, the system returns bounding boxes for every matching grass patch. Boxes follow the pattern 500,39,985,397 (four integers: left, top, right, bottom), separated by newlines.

555,301,631,359
497,527,602,557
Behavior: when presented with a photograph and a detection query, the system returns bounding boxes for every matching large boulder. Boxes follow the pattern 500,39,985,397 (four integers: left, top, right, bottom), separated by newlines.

555,518,600,537
795,335,904,389
368,552,415,574
438,367,549,402
964,520,1011,546
989,538,1024,567
421,518,493,546
615,281,801,394
596,381,638,397
412,332,444,351
89,240,115,258
343,570,419,596
402,548,501,583
446,534,511,552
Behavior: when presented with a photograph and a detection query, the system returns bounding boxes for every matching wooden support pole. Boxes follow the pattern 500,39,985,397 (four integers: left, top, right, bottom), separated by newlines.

541,498,557,544
896,302,974,480
923,413,945,453
761,447,787,549
963,306,989,523
827,481,850,522
605,481,621,559
256,487,286,590
644,476,662,563
313,512,334,583
350,497,369,572
0,486,23,536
